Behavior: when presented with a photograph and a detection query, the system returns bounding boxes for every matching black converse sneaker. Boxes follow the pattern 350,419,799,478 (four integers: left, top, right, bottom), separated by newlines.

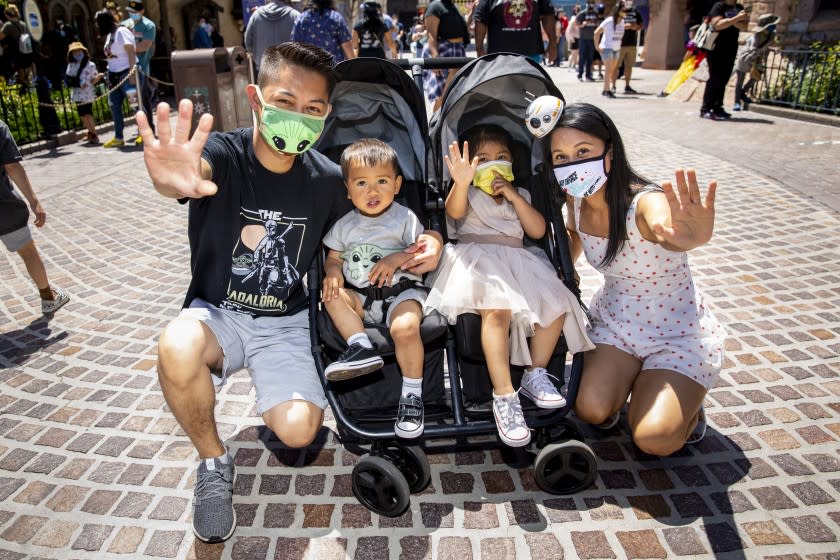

394,393,424,438
324,343,384,382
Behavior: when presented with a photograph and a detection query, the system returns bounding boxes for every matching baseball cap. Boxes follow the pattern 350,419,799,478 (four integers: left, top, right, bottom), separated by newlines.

127,0,144,12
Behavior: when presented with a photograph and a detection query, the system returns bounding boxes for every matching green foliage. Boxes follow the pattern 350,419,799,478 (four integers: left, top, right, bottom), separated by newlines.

768,41,840,114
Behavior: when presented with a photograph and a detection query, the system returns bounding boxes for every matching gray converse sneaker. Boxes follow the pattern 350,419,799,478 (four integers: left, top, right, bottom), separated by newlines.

41,286,70,314
493,392,531,447
394,393,424,439
192,456,236,543
520,368,566,409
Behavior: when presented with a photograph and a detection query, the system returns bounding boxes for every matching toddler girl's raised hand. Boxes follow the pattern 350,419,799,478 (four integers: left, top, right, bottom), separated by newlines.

444,141,479,187
654,168,717,251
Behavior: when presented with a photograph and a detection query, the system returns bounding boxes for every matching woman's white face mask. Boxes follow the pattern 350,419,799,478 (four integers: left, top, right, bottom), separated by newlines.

552,153,609,198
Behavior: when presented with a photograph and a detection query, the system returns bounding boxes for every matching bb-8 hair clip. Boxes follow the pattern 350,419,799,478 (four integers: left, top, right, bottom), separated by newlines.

524,93,565,138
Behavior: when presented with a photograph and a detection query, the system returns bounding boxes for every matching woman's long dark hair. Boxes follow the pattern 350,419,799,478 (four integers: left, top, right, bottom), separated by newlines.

550,103,650,267
361,2,384,32
306,0,333,14
611,1,624,26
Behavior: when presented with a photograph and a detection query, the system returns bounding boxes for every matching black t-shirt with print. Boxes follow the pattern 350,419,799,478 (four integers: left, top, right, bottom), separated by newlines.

0,121,28,235
576,6,601,40
354,20,387,57
474,0,554,56
620,8,643,47
189,128,351,316
709,1,745,56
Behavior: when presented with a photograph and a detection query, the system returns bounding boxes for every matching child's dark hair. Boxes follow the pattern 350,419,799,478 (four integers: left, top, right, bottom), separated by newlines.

550,103,651,267
340,138,400,179
461,124,513,154
258,42,336,94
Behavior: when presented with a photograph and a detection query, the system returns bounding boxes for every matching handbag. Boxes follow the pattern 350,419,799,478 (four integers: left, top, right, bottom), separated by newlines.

0,195,30,235
694,17,718,51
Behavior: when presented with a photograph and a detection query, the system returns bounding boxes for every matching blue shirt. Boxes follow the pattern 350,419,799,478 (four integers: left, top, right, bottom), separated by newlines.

291,9,352,63
122,15,157,73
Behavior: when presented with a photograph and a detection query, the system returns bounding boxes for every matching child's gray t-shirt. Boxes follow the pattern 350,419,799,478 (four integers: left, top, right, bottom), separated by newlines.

323,202,424,288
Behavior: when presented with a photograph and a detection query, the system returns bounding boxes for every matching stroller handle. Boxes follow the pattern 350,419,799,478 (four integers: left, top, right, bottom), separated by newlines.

393,57,473,70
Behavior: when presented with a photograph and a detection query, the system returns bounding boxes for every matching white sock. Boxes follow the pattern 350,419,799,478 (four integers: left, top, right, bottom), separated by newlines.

217,451,230,464
347,332,373,349
401,376,422,398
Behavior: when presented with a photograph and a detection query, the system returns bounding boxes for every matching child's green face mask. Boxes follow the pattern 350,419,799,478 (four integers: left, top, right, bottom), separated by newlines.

472,160,514,195
254,86,327,155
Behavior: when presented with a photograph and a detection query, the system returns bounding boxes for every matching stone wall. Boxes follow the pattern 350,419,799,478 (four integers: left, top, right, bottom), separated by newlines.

745,0,840,47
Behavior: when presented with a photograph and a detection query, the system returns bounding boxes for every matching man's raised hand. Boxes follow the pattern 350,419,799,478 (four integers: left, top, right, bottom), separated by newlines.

137,99,218,199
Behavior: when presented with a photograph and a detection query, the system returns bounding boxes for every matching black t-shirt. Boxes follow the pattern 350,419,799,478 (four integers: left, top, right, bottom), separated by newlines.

354,20,387,57
0,121,28,235
620,8,643,47
474,0,554,56
189,128,351,316
425,0,468,42
708,1,744,56
576,7,601,41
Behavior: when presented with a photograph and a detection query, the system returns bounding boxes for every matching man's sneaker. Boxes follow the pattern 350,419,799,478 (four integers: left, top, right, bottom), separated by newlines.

520,368,566,409
41,287,70,314
732,102,742,111
602,90,616,98
700,111,724,121
394,393,424,438
624,85,638,94
493,392,531,447
713,109,732,120
193,456,236,543
324,343,384,382
103,137,125,148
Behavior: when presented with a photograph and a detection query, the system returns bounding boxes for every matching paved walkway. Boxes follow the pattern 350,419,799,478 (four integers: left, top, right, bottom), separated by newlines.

1,65,839,560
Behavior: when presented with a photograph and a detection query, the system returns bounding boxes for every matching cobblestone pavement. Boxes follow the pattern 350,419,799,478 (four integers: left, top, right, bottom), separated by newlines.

1,65,839,560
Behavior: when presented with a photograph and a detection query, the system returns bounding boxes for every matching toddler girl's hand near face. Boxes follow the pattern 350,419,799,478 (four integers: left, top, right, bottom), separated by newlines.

444,141,479,188
491,170,519,202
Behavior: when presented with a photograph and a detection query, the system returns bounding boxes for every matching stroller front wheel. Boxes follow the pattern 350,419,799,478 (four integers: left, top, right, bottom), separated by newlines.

377,442,431,493
352,455,411,517
533,440,597,495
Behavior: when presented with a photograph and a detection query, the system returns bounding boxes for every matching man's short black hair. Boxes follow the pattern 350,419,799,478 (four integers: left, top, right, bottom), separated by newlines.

258,42,336,97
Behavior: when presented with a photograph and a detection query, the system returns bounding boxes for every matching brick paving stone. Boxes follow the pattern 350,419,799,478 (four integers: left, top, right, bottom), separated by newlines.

271,537,309,560
463,502,499,529
639,469,674,490
259,474,291,495
750,486,799,510
113,491,154,518
788,481,835,505
66,433,104,453
12,480,55,505
95,435,134,456
571,531,616,559
737,457,779,479
599,469,636,489
437,537,473,560
481,470,515,493
380,509,412,528
230,536,270,559
46,485,89,512
0,449,36,471
330,473,353,497
81,489,121,514
420,502,454,528
34,427,76,447
480,537,514,560
150,466,187,488
30,519,78,548
672,465,711,487
399,535,432,560
671,492,713,517
710,490,756,514
770,454,814,476
627,494,671,520
440,471,475,494
144,530,185,558
662,527,707,556
616,530,668,559
234,473,256,496
107,526,145,554
506,499,541,526
356,536,389,560
542,497,582,523
585,496,624,520
1,515,47,544
743,521,794,546
294,473,325,495
524,534,564,560
803,453,840,473
313,537,348,560
54,458,94,480
127,440,163,459
341,503,371,529
783,515,838,543
301,504,334,528
71,523,113,551
704,522,745,553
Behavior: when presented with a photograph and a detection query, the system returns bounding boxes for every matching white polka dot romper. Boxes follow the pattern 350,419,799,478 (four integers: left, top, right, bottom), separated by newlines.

574,188,726,389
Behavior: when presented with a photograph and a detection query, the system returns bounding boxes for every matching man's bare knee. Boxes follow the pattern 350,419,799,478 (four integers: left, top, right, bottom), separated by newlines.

264,402,323,448
157,319,216,383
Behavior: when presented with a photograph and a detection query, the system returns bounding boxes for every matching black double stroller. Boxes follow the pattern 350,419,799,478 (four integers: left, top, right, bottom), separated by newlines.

308,53,597,517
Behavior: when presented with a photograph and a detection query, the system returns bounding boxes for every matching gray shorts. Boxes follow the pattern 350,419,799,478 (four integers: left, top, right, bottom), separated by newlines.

179,298,326,414
355,287,427,326
1,226,32,252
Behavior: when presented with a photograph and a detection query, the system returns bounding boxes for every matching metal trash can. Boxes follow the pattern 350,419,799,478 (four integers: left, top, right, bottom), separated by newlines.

225,46,253,129
171,48,243,133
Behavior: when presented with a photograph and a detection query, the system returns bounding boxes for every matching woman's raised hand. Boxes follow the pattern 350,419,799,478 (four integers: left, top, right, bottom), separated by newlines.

137,99,218,199
654,168,717,250
444,141,479,187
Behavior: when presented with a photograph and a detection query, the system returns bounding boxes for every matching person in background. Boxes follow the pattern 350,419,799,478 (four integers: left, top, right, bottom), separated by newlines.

732,13,778,111
474,0,556,65
244,0,300,75
124,0,156,145
618,0,643,93
193,17,214,48
575,0,599,82
594,1,625,97
97,10,138,149
353,1,397,58
421,0,468,109
700,0,749,120
566,4,580,70
0,5,34,85
0,119,71,315
553,8,568,66
291,0,355,64
65,41,103,144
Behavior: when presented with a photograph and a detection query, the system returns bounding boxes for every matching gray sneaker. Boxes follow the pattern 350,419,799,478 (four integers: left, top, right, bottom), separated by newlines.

520,367,566,409
493,392,531,447
41,286,70,314
192,456,236,543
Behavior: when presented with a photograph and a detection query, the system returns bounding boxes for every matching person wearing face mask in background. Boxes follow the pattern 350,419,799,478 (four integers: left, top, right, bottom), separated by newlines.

97,9,137,149
424,123,593,448
699,0,749,120
732,13,779,112
65,42,103,144
134,42,443,544
549,102,725,456
123,0,156,144
192,16,214,48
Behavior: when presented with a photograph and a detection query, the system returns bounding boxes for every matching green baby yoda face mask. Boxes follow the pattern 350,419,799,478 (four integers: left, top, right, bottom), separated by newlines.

472,160,515,196
254,86,327,155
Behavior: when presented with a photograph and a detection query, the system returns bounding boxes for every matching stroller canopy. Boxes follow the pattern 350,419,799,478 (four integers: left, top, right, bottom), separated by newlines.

430,53,565,187
316,58,429,183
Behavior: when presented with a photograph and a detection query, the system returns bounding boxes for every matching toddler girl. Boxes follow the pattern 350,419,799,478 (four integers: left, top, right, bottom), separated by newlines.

425,125,593,447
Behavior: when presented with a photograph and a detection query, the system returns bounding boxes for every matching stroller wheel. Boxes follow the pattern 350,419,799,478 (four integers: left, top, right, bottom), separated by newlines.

378,442,431,493
533,440,597,495
352,455,411,517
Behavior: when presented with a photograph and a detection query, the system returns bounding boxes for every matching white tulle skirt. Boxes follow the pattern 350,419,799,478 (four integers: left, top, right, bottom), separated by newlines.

424,242,593,365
